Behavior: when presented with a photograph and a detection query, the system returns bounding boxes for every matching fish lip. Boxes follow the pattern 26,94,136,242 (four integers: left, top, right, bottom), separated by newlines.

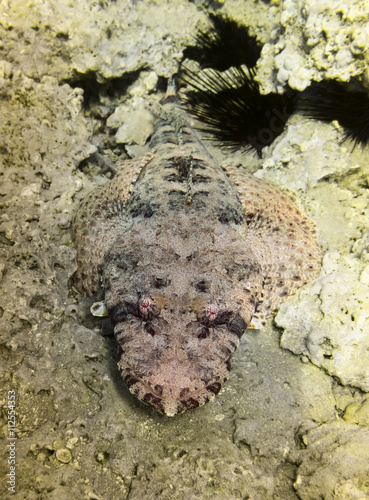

130,375,222,399
123,371,223,415
143,382,221,416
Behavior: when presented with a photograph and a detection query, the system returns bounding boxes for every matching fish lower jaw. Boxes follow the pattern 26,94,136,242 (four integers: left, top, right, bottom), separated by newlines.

124,373,223,416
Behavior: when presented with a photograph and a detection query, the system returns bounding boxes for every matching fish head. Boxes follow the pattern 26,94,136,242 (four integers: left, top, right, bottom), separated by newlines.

103,231,263,416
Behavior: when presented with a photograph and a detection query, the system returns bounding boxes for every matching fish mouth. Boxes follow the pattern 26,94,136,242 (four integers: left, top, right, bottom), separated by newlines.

123,373,223,416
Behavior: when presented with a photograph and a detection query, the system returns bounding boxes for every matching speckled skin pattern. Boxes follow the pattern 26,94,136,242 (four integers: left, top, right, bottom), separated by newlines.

72,99,322,416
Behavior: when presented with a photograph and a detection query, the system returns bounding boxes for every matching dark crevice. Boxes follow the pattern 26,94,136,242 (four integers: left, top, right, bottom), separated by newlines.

63,68,145,109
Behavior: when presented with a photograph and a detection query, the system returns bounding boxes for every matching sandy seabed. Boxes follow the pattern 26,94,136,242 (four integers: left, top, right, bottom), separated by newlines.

0,1,369,499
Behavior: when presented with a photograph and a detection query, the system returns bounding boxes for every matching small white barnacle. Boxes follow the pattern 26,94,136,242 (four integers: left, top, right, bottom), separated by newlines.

91,301,108,317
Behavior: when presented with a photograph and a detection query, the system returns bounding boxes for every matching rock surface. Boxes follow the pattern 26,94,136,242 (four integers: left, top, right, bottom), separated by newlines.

254,0,369,93
0,0,368,499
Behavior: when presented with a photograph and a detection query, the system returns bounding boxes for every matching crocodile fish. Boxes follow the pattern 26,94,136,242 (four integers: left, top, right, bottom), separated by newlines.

72,80,321,416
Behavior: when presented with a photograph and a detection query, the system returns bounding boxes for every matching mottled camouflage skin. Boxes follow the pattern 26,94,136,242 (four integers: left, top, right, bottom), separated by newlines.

72,98,321,416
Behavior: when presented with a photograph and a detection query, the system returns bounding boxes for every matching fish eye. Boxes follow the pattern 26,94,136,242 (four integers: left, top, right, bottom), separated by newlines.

138,296,158,319
204,303,218,322
138,293,166,319
192,296,219,324
195,303,219,325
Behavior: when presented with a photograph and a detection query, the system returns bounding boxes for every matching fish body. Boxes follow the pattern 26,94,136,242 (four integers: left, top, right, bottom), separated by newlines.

72,91,321,416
